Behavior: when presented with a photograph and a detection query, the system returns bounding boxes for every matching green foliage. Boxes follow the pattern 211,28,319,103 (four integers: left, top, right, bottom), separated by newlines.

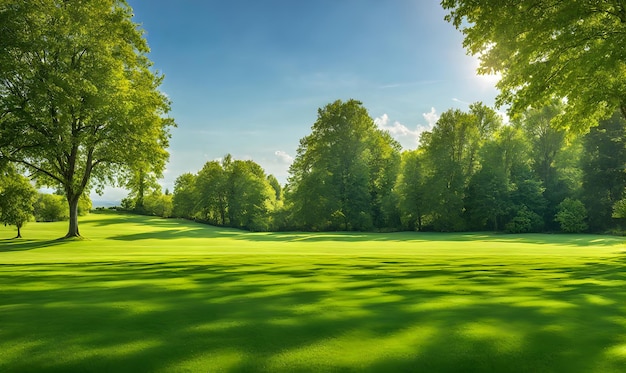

0,0,174,237
417,103,501,231
505,206,544,234
582,111,626,231
172,173,197,219
287,99,400,231
612,197,626,219
171,156,278,231
0,170,37,238
442,0,626,130
465,163,510,231
195,160,228,225
143,192,173,218
555,198,588,233
34,193,91,222
396,150,428,230
124,167,161,213
78,194,92,216
34,194,68,222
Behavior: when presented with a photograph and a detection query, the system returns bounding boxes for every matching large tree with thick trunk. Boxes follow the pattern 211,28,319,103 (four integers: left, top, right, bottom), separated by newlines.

0,0,174,238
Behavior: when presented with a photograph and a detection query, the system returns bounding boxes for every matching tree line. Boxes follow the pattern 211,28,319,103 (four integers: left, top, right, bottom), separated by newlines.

125,99,626,234
3,1,626,238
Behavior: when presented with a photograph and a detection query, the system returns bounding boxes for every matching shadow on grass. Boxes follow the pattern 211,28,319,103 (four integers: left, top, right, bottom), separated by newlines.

106,223,625,248
0,238,68,252
1,257,626,372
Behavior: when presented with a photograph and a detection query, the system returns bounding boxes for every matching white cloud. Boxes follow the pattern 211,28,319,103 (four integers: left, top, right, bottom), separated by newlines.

373,108,440,150
275,150,294,164
422,107,439,130
452,97,470,106
374,114,420,137
374,114,421,150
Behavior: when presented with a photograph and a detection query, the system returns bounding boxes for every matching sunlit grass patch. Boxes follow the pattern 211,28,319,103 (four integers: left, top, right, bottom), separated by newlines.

1,212,625,372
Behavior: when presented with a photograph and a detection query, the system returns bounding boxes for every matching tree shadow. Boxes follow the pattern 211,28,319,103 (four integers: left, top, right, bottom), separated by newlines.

1,257,626,371
0,238,67,252
105,220,626,248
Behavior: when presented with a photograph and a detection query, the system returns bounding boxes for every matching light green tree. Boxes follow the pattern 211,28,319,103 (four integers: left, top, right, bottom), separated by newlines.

34,194,68,222
195,160,228,225
442,0,626,130
172,173,197,219
0,0,174,238
0,169,37,238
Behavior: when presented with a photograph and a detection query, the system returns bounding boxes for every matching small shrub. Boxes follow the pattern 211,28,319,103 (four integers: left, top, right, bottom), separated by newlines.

555,198,588,233
612,198,626,219
506,206,544,233
34,194,68,222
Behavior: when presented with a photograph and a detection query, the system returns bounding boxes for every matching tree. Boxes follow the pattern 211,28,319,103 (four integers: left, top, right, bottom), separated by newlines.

442,0,626,130
368,130,402,229
612,197,626,220
143,190,173,218
195,160,228,225
124,165,160,213
464,142,511,231
286,99,400,231
0,1,174,238
34,193,68,222
225,159,276,231
555,198,588,233
419,104,500,231
396,150,429,231
517,103,580,230
0,169,37,238
581,111,626,231
172,173,197,219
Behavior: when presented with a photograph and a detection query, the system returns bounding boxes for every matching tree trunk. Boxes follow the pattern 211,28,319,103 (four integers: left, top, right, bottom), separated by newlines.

65,195,81,238
16,223,22,239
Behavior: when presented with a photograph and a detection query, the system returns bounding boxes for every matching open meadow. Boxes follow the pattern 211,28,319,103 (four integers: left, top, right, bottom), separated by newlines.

1,211,626,372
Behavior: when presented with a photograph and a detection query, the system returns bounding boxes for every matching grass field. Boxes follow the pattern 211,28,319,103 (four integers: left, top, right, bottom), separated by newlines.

1,211,626,372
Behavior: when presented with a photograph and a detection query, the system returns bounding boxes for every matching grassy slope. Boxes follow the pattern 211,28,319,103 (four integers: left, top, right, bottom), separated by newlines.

1,211,625,372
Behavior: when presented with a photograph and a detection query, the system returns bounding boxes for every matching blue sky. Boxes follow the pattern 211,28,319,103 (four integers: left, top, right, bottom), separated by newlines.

96,0,500,202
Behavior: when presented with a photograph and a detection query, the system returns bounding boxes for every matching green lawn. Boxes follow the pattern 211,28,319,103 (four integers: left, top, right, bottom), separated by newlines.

1,212,626,372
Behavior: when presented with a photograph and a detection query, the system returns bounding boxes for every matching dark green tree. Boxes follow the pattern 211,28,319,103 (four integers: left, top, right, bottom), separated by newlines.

581,111,626,231
464,141,510,231
555,198,588,233
287,99,399,231
396,150,429,230
419,103,501,231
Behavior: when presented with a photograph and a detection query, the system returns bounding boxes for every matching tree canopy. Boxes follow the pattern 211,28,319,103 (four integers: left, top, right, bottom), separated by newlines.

0,0,174,238
441,0,626,130
143,99,623,234
286,99,400,231
0,166,37,238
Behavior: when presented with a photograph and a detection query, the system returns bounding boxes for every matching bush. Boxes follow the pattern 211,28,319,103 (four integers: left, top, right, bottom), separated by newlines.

505,206,544,233
555,198,588,233
612,198,626,219
144,193,173,218
34,194,68,222
34,193,91,221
